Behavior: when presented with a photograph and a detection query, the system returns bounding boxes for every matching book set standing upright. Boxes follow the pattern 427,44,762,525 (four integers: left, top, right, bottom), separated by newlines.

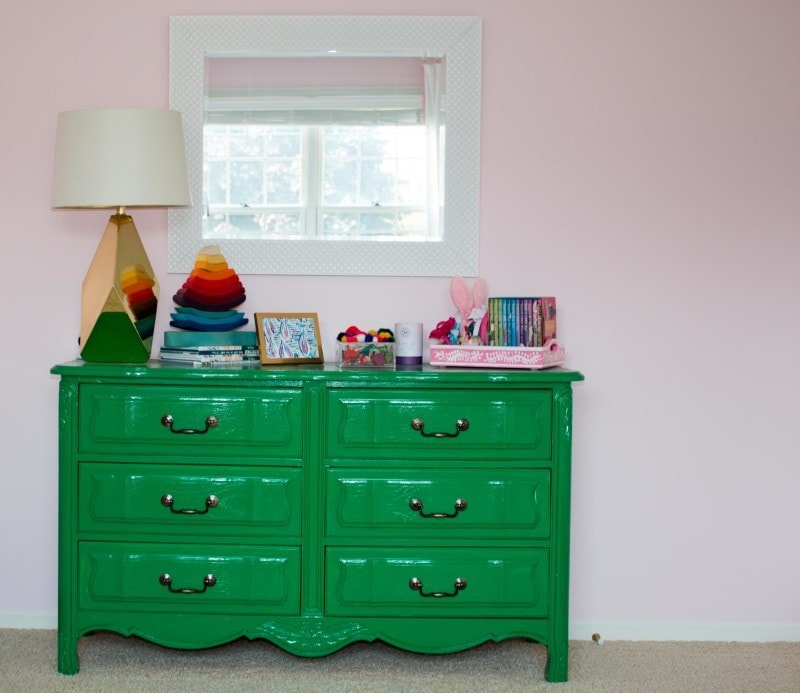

487,297,557,347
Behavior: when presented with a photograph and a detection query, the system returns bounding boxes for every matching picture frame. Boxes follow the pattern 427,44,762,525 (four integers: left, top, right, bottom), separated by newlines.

255,312,324,365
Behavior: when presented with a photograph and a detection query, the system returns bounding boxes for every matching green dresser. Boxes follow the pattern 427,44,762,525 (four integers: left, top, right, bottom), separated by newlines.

52,361,583,682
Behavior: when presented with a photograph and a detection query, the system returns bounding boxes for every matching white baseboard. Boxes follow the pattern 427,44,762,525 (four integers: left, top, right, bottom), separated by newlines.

0,613,57,629
2,613,798,642
570,620,800,642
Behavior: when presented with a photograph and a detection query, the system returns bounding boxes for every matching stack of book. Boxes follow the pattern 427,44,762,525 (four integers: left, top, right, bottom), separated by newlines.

487,297,556,348
159,330,260,366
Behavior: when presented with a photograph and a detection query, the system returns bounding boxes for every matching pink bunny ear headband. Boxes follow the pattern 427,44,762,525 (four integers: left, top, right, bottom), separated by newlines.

450,276,489,342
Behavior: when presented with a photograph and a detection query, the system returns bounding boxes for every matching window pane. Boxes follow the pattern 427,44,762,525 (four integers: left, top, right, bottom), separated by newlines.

361,128,395,157
360,160,396,206
205,212,302,239
321,124,427,215
268,129,301,157
359,212,395,235
258,212,303,236
205,212,263,238
229,161,264,206
205,161,229,206
323,128,359,157
396,211,427,235
322,159,358,204
205,128,229,158
396,159,426,205
321,213,360,236
205,124,302,206
267,160,301,205
397,128,427,158
228,126,264,157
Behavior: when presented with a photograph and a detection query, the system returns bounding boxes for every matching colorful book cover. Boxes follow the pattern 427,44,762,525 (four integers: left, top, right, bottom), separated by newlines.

487,296,557,347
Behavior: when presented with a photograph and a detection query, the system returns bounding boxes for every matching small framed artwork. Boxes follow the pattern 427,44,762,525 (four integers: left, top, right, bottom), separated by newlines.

255,312,324,365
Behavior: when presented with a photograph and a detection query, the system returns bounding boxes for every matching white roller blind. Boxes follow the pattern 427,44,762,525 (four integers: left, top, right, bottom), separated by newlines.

205,87,427,126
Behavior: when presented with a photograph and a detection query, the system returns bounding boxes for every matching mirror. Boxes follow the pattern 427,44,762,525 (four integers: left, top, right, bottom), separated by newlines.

169,16,481,276
204,56,440,243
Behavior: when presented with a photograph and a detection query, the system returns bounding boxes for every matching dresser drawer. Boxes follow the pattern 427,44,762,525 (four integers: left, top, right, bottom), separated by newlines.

79,464,301,538
78,543,300,615
78,385,302,461
325,469,550,540
326,547,548,617
326,388,552,463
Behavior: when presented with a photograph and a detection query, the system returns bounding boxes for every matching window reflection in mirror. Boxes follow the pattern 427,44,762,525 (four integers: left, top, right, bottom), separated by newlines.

168,16,481,276
204,56,444,243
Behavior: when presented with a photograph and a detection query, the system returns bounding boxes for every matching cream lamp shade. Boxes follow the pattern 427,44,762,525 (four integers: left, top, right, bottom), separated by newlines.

52,108,191,363
52,108,191,208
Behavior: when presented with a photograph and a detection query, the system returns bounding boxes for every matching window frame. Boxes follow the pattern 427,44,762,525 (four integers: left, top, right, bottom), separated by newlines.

203,120,429,240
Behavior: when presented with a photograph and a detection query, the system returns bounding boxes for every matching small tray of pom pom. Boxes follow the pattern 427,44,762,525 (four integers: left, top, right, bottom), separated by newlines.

429,340,565,370
337,342,395,368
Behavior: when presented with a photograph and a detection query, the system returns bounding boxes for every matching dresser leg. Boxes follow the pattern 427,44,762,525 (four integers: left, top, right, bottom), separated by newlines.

57,631,79,675
544,643,568,683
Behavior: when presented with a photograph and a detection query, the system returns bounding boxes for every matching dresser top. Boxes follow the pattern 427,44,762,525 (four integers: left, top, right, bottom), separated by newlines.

52,360,584,384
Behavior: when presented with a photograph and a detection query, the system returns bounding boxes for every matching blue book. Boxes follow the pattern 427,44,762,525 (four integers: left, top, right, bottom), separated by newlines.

163,329,258,348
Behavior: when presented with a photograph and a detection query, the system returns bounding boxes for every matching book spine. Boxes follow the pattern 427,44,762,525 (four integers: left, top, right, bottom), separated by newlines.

511,299,518,347
160,353,255,364
162,330,258,348
523,297,537,347
160,345,244,354
159,346,256,363
502,298,510,347
542,296,557,343
488,298,500,346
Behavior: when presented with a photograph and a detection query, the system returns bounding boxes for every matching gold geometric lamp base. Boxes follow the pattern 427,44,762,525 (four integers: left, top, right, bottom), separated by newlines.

80,213,158,363
52,108,190,361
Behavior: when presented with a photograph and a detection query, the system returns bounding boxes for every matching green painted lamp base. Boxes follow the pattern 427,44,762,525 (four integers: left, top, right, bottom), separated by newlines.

80,311,152,363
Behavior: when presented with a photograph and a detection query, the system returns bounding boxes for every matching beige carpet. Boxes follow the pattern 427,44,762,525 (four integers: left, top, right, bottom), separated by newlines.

0,629,797,692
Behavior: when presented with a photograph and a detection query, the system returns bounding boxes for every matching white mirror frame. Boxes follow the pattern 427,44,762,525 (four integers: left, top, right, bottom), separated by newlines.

169,15,481,276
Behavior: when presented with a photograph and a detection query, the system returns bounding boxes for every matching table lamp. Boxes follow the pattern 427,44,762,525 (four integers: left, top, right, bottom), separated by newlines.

52,108,191,363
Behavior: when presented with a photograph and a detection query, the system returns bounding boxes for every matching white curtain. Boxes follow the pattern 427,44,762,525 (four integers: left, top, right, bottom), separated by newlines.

423,59,443,239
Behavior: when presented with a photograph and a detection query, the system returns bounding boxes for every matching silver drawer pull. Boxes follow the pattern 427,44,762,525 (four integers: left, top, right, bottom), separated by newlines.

159,573,217,594
410,417,469,438
161,413,219,435
161,493,219,515
409,577,467,598
409,497,467,518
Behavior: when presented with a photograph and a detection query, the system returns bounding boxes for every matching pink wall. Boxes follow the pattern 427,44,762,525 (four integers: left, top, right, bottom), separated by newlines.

2,0,799,639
